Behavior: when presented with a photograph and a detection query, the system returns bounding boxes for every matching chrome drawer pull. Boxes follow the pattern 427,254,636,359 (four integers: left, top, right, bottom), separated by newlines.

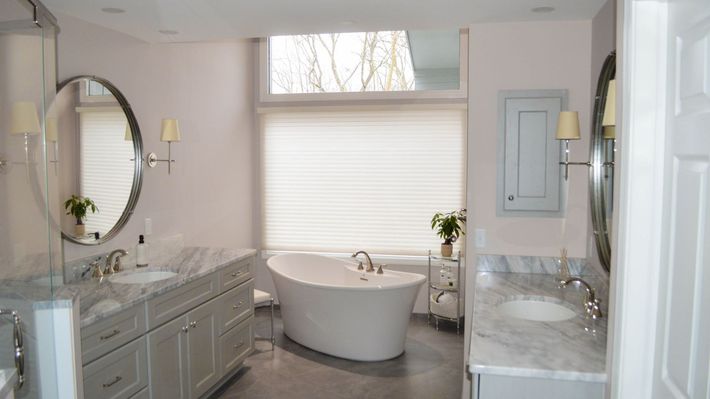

232,300,245,310
230,270,243,277
233,341,244,350
102,375,122,388
99,329,121,341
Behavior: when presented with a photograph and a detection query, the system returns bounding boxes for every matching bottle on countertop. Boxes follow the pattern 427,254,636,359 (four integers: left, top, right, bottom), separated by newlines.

136,235,149,267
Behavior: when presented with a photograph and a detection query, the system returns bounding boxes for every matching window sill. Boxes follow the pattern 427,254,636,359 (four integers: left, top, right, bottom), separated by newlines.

260,250,464,267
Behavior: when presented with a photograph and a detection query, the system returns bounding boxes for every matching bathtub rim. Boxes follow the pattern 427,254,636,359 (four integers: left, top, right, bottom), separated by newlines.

266,253,426,292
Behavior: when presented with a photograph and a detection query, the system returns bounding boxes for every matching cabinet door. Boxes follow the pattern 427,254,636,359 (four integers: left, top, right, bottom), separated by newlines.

477,374,604,399
147,316,190,399
187,299,220,399
497,90,566,216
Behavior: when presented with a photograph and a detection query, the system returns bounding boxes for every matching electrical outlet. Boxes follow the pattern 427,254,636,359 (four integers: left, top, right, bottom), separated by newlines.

475,228,486,249
145,218,152,235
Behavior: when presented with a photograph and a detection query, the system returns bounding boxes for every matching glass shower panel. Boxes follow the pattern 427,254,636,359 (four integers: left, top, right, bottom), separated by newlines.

0,0,63,398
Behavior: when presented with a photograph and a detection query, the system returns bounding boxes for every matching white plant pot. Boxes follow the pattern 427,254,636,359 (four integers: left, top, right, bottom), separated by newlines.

441,243,453,258
74,223,85,236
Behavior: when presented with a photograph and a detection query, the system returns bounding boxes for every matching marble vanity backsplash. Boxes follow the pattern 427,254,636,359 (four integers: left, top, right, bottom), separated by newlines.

476,254,596,277
64,233,185,283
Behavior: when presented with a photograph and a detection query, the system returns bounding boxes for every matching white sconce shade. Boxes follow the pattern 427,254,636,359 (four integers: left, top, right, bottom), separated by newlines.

602,80,616,127
555,111,581,140
11,101,41,135
45,117,58,142
125,124,132,141
160,119,181,142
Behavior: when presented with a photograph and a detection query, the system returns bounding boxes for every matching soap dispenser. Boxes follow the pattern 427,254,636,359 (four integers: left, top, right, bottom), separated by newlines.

136,235,149,267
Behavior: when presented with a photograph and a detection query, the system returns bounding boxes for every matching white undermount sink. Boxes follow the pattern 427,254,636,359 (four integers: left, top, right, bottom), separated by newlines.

497,298,576,322
109,271,178,284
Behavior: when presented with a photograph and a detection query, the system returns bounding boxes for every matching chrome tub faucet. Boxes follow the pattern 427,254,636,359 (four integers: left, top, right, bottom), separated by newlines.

351,251,375,273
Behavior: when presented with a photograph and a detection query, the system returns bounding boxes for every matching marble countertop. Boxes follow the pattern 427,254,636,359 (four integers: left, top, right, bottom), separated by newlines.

69,247,256,328
468,272,608,383
0,368,17,399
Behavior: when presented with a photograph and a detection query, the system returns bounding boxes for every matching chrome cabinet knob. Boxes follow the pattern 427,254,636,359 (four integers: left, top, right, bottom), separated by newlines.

182,326,189,333
189,321,197,328
508,195,514,201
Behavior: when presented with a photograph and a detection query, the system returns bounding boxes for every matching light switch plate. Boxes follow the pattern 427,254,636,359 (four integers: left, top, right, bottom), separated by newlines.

144,218,152,235
475,228,486,249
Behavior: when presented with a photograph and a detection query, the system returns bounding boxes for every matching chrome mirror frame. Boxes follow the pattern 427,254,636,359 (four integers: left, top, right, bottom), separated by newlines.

58,75,143,245
589,52,616,272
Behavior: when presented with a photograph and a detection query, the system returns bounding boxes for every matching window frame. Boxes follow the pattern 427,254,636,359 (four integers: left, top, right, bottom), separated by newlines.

258,29,469,104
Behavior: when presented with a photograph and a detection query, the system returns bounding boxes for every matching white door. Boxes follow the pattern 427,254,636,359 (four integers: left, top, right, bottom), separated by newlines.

613,0,710,397
652,0,710,397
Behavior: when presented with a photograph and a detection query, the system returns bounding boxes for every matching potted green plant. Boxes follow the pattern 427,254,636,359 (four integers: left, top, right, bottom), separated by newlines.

431,209,466,257
64,195,98,236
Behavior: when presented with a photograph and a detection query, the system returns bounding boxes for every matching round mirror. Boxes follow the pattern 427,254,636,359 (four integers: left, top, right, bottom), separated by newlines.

48,76,143,245
589,52,616,272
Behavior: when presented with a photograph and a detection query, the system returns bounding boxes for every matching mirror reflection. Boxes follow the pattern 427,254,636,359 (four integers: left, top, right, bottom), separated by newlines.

47,77,141,244
589,51,616,272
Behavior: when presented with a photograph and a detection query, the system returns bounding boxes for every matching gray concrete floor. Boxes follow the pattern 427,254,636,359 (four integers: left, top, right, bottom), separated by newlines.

213,307,464,399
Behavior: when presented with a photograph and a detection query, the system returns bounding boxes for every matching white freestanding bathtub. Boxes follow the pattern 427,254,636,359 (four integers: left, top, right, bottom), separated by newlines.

266,253,425,361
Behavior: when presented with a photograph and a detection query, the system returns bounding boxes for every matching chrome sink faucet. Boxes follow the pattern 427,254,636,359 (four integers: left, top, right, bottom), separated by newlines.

105,249,128,275
560,277,603,319
351,251,375,273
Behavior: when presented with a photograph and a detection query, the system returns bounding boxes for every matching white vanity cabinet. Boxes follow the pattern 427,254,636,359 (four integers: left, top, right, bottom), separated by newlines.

472,374,604,399
147,294,222,399
80,255,256,399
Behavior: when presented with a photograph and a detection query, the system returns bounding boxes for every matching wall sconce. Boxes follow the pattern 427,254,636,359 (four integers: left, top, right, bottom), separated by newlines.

46,117,59,174
147,118,181,174
10,101,42,167
555,111,589,180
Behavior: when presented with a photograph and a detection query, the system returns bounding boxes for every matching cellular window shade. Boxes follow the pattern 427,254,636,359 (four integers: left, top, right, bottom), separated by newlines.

79,111,133,236
262,109,465,256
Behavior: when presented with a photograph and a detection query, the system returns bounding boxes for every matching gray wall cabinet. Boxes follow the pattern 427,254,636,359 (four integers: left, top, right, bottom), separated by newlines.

497,90,568,216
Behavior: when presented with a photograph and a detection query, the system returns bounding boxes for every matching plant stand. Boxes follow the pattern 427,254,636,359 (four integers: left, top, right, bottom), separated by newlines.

427,250,463,334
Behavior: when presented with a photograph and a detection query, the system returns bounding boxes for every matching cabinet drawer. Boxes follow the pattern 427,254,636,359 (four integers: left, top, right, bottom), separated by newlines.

81,305,147,364
218,280,254,335
83,337,148,399
219,316,254,375
146,273,219,329
220,258,253,293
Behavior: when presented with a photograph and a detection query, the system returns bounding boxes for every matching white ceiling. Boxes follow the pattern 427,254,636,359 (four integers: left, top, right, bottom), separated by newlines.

42,0,607,43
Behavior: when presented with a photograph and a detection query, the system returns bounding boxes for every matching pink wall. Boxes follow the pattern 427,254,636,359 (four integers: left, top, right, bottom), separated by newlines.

56,14,257,260
467,20,593,258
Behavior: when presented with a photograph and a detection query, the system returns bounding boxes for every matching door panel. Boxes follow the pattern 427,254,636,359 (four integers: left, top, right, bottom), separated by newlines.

654,1,710,397
147,316,189,399
188,299,220,399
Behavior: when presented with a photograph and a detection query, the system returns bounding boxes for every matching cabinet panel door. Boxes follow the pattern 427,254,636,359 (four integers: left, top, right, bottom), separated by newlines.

82,337,148,399
217,280,254,335
497,90,566,216
147,316,189,399
81,304,146,364
146,274,219,329
220,257,254,293
219,316,254,375
187,299,220,399
477,374,603,399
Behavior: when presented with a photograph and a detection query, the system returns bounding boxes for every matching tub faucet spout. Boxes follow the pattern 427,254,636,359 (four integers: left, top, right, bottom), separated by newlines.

351,251,375,272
